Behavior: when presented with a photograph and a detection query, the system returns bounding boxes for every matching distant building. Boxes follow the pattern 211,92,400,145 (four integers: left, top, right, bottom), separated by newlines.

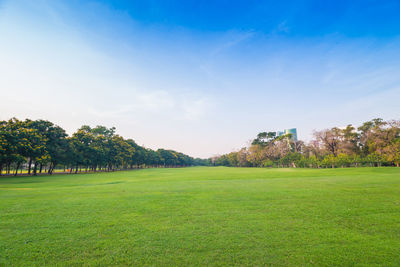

276,128,298,141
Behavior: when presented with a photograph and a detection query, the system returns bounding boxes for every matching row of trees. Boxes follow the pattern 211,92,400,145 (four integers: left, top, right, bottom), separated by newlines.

0,118,207,176
212,119,400,168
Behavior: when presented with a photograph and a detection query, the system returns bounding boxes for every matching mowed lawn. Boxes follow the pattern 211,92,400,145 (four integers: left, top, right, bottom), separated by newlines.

1,167,400,266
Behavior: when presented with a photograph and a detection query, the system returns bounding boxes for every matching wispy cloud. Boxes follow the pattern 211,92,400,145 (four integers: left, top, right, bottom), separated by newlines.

134,90,175,111
276,20,290,33
181,97,214,120
210,30,255,57
341,87,400,114
87,90,214,121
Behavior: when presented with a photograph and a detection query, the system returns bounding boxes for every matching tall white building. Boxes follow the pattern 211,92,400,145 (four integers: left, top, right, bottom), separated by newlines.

276,128,298,141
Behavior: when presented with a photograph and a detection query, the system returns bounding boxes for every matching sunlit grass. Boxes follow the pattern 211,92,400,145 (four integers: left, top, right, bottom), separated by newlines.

1,167,400,265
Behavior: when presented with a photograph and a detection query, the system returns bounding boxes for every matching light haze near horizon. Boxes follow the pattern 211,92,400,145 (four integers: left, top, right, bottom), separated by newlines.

1,0,400,158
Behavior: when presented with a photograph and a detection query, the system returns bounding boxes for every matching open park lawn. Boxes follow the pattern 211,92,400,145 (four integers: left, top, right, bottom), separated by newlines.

1,167,400,266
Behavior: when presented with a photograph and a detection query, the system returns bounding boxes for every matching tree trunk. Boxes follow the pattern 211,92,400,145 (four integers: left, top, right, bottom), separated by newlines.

28,158,32,175
39,163,43,173
33,162,38,176
14,162,21,176
48,162,53,174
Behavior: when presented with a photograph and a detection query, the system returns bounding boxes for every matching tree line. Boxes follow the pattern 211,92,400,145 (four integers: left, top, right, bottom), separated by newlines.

211,119,400,168
0,118,208,176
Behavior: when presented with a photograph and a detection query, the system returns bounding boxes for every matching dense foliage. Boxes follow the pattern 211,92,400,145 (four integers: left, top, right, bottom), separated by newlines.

212,119,400,168
0,118,207,175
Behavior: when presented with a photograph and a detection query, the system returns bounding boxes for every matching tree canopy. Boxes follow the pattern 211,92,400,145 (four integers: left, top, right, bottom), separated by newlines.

0,118,208,176
213,119,400,168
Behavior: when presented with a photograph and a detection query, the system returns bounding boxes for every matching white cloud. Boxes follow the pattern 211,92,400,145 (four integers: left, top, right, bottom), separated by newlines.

181,97,213,120
134,90,175,111
85,89,214,122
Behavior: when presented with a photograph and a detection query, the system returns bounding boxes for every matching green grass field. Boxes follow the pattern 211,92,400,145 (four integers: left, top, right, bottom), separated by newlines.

1,167,400,266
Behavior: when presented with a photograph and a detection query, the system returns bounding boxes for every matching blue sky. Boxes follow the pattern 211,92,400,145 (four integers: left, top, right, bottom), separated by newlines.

1,0,400,158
